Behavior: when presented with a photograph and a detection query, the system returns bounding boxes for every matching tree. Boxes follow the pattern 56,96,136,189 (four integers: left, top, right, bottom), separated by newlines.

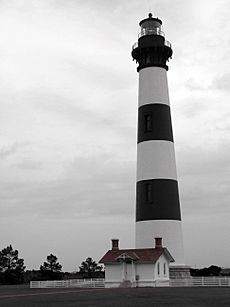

190,265,221,277
78,257,104,278
0,245,25,284
40,254,62,280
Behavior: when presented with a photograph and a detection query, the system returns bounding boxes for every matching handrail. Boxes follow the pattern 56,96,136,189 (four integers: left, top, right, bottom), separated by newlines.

132,42,138,50
164,40,172,48
132,40,172,50
138,28,165,38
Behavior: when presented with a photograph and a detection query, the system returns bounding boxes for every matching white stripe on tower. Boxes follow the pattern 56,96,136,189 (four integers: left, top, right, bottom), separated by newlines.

139,67,170,106
137,140,177,181
132,14,185,266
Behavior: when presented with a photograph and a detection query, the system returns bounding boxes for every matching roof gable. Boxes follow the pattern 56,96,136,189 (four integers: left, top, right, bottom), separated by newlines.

116,253,137,261
99,248,174,264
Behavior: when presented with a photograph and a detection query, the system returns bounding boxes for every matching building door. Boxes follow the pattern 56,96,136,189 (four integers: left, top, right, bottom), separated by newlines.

125,263,133,281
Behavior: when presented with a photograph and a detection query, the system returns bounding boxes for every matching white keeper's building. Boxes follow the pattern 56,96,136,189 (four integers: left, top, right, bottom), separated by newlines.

99,238,174,288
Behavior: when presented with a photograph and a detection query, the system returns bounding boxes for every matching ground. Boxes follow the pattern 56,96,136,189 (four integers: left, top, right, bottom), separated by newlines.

0,284,230,306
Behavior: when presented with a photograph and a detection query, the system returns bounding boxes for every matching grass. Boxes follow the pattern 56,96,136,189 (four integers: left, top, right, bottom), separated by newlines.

0,285,230,306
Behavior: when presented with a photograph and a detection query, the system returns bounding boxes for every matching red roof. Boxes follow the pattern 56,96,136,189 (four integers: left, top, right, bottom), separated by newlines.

99,247,174,264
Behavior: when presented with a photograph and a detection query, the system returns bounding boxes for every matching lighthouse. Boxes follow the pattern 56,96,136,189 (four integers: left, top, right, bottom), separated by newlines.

132,14,185,267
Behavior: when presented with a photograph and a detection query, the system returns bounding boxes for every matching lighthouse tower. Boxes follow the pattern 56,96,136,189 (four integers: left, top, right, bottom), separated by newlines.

132,14,184,267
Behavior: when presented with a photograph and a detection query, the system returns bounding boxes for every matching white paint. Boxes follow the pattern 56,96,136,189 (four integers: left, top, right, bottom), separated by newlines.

154,254,170,280
105,263,133,288
105,263,123,283
136,263,153,281
170,277,230,287
136,220,185,265
138,67,170,107
136,64,185,268
30,279,105,288
137,140,177,181
104,256,171,288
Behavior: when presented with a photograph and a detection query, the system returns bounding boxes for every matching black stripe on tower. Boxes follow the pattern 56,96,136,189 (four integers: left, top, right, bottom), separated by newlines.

138,103,173,143
136,179,181,222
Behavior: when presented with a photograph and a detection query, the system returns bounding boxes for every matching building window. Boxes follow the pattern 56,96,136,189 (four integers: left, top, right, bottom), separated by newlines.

145,183,152,203
144,114,152,132
157,262,160,276
163,263,166,275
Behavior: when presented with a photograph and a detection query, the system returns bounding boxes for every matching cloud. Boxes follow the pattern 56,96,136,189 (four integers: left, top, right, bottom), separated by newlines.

176,96,207,119
1,0,230,270
211,73,230,92
15,159,42,170
185,78,210,92
0,142,30,159
177,143,230,216
0,152,136,219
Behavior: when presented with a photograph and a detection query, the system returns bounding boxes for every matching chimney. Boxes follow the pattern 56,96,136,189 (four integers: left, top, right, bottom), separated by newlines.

111,239,119,250
155,237,162,249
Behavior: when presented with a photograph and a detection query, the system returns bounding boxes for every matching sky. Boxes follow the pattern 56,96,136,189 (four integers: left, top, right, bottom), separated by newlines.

1,0,230,272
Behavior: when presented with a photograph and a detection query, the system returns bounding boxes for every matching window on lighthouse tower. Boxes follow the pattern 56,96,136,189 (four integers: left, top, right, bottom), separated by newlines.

145,183,152,203
144,114,152,132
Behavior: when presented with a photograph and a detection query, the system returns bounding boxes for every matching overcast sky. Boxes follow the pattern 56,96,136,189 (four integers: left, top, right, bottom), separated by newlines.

1,0,230,272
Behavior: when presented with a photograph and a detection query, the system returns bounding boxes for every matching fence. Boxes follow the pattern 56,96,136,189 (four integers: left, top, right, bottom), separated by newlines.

30,278,105,289
170,277,230,287
30,277,230,288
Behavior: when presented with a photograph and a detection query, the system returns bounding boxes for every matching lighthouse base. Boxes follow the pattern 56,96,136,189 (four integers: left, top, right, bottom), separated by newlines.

136,220,185,264
169,265,191,279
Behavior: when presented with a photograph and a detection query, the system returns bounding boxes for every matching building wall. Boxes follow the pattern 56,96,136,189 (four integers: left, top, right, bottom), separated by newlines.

154,254,170,279
105,263,122,285
136,263,153,280
136,220,185,265
104,254,170,288
135,263,155,287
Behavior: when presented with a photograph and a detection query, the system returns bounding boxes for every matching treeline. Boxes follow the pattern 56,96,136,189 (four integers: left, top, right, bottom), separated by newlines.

190,265,222,276
0,244,104,285
1,244,229,285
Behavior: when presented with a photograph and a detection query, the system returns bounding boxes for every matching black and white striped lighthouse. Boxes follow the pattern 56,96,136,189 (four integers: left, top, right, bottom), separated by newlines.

132,14,185,266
